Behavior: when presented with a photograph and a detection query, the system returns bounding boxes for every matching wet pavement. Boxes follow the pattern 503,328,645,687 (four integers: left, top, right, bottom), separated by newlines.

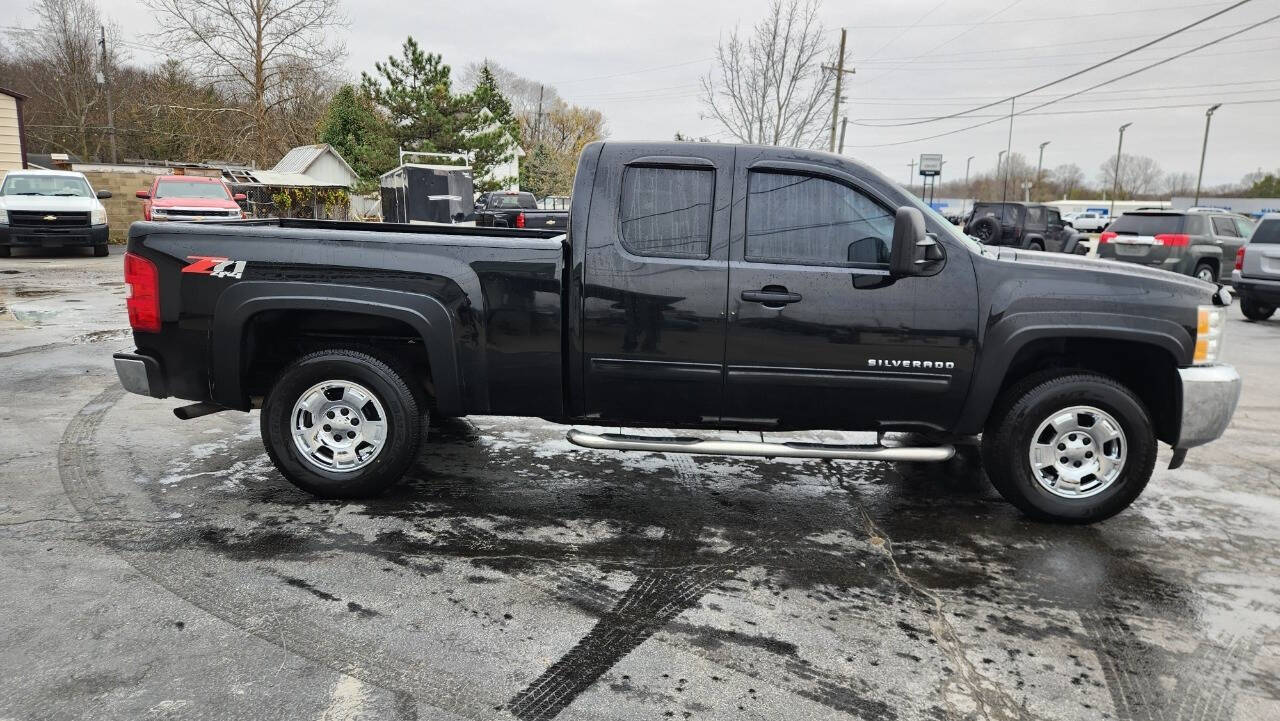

1,248,1278,720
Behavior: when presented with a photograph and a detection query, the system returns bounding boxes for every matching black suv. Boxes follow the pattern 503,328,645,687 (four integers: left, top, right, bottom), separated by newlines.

963,202,1078,252
1097,210,1255,283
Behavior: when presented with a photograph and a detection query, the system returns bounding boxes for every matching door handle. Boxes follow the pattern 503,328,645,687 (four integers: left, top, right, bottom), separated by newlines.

741,288,802,306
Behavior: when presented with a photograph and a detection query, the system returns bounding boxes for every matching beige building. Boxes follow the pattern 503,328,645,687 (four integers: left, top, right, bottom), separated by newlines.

0,88,28,180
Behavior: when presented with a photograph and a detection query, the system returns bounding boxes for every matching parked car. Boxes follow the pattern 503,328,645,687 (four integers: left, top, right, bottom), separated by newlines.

136,175,245,221
0,169,111,257
1231,212,1280,320
112,141,1240,523
963,201,1082,252
475,191,567,230
1066,211,1109,232
1097,210,1255,283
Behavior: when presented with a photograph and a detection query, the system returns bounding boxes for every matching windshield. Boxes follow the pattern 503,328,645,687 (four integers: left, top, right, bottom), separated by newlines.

1,174,93,197
972,203,1023,225
155,180,232,200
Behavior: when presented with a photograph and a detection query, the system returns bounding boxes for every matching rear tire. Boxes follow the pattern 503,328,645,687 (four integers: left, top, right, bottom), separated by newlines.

1027,239,1045,252
970,216,1001,244
1241,297,1276,321
261,348,423,498
1193,262,1217,284
981,371,1157,523
93,244,109,257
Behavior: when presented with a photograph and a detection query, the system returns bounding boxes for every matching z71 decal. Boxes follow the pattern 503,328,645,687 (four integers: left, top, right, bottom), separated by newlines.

182,256,246,280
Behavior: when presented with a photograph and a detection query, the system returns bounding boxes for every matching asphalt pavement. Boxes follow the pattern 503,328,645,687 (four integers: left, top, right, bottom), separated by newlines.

1,247,1277,720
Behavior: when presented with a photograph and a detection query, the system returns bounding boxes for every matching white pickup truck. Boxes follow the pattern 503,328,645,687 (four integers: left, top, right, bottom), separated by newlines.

1066,211,1109,232
0,169,112,257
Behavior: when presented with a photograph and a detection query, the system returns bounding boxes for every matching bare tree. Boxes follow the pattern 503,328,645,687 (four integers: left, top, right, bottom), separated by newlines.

147,0,346,166
14,0,121,160
1052,163,1085,199
1098,154,1164,198
699,0,835,148
1163,171,1197,197
459,60,562,134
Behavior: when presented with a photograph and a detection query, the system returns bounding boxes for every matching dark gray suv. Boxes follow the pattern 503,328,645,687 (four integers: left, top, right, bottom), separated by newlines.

1098,210,1255,283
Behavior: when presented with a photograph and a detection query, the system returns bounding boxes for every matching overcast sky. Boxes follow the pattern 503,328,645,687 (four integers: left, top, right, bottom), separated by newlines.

93,0,1280,187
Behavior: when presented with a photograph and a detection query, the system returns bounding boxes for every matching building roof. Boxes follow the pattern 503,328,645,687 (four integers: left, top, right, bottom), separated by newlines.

237,169,347,188
272,144,357,180
0,87,28,100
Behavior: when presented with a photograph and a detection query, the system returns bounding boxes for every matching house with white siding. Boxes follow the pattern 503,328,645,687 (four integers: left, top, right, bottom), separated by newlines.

0,87,29,181
271,144,358,188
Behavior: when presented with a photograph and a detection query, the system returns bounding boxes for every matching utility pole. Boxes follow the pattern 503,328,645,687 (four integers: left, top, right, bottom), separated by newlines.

825,28,854,152
533,85,545,146
98,25,117,164
907,158,916,184
838,117,848,154
1194,104,1222,206
1110,122,1132,221
1035,141,1050,201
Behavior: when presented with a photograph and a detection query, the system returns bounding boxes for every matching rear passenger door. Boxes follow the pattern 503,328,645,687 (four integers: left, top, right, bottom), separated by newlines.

579,144,735,425
1210,215,1244,281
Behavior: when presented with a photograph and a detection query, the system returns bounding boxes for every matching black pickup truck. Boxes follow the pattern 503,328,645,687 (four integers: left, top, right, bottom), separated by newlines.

112,141,1241,523
474,191,568,230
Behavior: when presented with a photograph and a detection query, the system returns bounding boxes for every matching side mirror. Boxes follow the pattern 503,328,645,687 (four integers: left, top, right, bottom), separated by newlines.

136,190,150,199
233,193,247,201
889,206,943,277
96,189,112,199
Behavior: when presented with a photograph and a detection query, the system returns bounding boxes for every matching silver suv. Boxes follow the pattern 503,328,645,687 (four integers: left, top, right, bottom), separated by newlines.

1231,213,1280,320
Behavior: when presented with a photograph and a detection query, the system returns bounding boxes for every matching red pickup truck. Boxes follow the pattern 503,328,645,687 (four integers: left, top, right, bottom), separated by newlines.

136,175,246,221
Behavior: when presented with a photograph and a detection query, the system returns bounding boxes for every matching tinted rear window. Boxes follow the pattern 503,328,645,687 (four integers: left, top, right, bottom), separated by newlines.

1108,214,1186,235
1250,219,1280,244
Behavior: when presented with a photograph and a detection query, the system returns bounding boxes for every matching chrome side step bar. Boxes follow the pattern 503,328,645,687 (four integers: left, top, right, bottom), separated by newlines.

566,429,954,462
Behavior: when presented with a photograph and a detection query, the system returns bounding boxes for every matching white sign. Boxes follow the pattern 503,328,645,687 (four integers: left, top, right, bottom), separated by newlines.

919,154,943,176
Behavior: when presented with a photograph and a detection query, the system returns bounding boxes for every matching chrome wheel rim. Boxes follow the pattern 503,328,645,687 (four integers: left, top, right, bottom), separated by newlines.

1028,405,1126,499
1196,267,1215,283
290,380,388,472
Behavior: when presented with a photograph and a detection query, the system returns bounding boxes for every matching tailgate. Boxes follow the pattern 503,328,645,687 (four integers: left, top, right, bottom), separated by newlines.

1244,243,1280,278
1107,233,1171,263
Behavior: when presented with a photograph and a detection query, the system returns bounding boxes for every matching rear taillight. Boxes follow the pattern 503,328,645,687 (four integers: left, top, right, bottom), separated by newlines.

1235,246,1246,271
124,251,161,333
1099,231,1116,244
515,212,526,229
1155,233,1190,247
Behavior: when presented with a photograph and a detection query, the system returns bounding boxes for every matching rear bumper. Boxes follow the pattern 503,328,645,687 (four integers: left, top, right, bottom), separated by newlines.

1176,363,1240,449
0,224,109,247
1231,270,1280,305
113,350,169,398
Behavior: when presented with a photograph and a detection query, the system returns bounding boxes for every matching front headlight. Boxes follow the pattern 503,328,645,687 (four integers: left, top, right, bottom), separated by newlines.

91,207,107,225
0,208,7,224
1194,305,1227,364
151,207,168,217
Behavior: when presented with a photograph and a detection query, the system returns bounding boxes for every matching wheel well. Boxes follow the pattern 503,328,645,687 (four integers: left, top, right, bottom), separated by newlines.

1194,257,1219,274
994,337,1180,443
240,309,434,406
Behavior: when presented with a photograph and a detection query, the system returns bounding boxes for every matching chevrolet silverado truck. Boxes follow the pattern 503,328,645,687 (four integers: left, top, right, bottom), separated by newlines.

0,169,112,257
474,191,568,230
112,141,1241,523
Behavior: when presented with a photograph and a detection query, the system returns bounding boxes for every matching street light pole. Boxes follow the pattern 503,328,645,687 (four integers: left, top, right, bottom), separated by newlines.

1194,104,1222,206
1034,141,1050,201
997,150,1006,175
907,158,916,184
963,155,974,216
1110,123,1132,220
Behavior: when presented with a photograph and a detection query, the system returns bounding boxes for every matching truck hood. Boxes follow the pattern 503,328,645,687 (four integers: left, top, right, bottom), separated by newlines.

152,197,238,209
0,195,102,212
995,246,1214,295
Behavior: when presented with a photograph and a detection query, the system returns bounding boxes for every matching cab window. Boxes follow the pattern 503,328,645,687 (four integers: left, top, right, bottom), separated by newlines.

745,170,893,269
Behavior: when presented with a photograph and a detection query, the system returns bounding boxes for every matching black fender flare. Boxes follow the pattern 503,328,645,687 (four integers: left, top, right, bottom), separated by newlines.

209,282,466,414
955,313,1191,434
1022,233,1046,250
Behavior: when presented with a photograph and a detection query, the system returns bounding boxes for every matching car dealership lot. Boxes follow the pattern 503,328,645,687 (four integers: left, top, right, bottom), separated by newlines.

1,250,1278,720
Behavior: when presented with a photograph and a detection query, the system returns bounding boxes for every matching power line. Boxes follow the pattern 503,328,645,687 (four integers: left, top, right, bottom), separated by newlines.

843,0,1235,28
864,0,1258,128
843,11,1280,149
856,0,951,62
851,96,1280,122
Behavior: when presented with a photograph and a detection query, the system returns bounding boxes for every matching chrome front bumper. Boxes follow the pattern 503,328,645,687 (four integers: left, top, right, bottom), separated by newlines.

1176,363,1241,449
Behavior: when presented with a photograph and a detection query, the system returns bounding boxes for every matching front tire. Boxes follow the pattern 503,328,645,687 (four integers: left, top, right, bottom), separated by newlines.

1241,297,1276,321
982,371,1157,523
261,349,423,498
93,244,110,257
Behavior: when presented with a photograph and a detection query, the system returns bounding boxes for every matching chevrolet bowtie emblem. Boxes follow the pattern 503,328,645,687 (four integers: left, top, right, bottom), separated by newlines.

43,214,57,221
